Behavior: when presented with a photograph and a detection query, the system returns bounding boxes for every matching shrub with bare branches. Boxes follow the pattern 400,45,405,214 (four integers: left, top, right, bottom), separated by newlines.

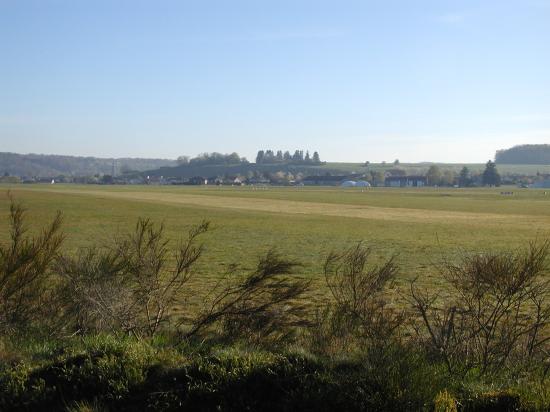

57,218,209,338
0,194,64,334
410,241,550,377
182,249,311,342
311,243,404,353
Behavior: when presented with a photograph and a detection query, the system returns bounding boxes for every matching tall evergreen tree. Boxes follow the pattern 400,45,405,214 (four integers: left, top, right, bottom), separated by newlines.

255,150,265,164
482,160,501,186
283,151,291,161
305,151,311,162
312,151,320,164
458,166,471,187
264,150,275,163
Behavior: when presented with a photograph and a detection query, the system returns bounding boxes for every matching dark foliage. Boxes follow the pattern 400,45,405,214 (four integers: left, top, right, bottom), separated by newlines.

0,341,441,412
0,152,176,178
482,160,501,186
256,149,323,165
496,144,550,165
189,152,248,166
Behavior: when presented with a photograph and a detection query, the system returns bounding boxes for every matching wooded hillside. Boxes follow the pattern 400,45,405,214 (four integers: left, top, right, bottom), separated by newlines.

495,144,550,164
0,152,177,177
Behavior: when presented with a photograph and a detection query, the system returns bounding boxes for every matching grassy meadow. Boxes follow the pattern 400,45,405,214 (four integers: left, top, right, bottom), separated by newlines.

3,183,550,410
1,183,549,295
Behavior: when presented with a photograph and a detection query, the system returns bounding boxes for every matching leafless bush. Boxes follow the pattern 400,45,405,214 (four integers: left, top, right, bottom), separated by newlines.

312,243,404,353
410,241,550,377
57,218,208,338
182,249,311,342
0,194,64,334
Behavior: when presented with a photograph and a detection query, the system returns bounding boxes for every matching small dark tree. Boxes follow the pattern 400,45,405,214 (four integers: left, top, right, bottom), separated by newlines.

264,150,275,163
283,151,292,161
482,160,501,186
177,156,190,165
255,150,265,164
312,151,321,164
458,166,471,187
293,150,304,162
305,151,311,163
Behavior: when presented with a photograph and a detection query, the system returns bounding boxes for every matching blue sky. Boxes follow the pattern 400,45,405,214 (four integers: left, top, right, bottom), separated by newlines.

0,0,549,162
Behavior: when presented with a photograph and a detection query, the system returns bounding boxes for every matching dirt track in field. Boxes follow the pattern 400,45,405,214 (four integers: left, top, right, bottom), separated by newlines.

18,187,550,230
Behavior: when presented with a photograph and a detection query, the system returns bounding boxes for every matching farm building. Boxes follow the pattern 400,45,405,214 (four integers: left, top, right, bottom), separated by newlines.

533,179,550,188
385,175,427,187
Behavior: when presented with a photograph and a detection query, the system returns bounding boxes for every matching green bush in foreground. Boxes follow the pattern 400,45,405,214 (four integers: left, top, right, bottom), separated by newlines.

2,337,547,411
0,339,444,411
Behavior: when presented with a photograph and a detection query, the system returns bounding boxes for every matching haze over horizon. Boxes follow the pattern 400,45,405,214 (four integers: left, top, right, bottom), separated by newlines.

1,0,549,163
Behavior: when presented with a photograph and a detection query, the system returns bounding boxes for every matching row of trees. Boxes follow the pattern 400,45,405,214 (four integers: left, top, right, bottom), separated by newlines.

177,152,248,166
176,150,323,167
425,161,501,187
256,149,322,165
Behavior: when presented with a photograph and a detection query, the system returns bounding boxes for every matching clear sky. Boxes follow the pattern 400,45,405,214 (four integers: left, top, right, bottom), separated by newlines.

0,0,549,163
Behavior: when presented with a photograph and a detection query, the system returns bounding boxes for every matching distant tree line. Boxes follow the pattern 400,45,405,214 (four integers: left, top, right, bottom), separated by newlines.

0,152,177,178
425,161,501,187
495,144,550,164
177,152,248,166
255,149,322,165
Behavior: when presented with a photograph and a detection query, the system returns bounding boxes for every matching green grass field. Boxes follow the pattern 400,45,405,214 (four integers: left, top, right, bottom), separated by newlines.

1,184,549,295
